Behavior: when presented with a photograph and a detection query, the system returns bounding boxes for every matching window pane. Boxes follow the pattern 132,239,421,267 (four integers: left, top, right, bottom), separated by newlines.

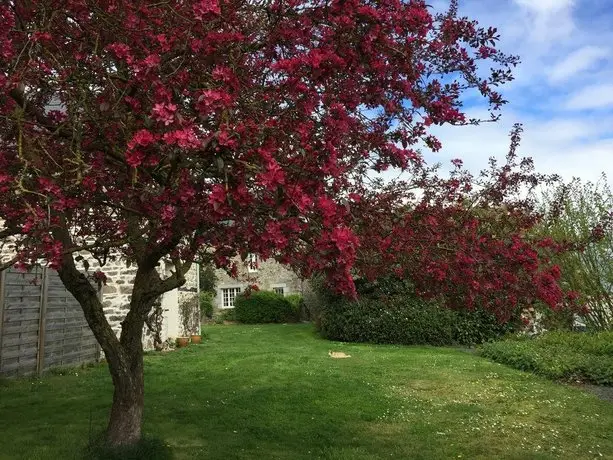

222,287,241,308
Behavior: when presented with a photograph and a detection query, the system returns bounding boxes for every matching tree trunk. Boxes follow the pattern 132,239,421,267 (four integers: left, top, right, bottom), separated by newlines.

106,348,145,446
51,222,189,448
55,257,149,447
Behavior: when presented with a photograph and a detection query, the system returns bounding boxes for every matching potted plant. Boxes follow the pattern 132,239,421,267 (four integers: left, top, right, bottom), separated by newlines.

190,333,202,344
175,336,190,348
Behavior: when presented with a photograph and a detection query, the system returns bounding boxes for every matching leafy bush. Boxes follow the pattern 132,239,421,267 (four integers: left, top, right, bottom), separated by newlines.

285,294,305,320
311,276,514,346
480,331,613,385
199,291,215,319
303,277,329,328
234,290,299,324
216,308,236,323
317,294,510,346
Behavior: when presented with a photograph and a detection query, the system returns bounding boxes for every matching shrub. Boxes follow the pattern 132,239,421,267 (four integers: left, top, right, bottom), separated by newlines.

199,291,215,319
313,276,514,346
234,290,298,324
480,331,613,385
318,296,509,346
217,308,236,323
285,294,305,320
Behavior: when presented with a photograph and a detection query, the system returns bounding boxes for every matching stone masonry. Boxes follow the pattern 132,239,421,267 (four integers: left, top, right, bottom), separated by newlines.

214,255,305,309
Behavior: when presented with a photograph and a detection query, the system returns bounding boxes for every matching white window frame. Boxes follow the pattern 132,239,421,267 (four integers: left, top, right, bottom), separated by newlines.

220,286,242,308
271,284,287,296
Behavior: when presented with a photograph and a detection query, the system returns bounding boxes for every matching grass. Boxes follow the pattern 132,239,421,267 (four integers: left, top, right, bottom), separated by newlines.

0,324,612,459
480,331,613,386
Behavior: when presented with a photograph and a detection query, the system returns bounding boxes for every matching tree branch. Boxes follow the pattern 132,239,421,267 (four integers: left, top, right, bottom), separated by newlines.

0,256,19,272
51,217,125,362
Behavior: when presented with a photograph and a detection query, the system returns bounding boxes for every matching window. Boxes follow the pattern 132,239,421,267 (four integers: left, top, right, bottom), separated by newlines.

221,287,241,308
247,253,258,273
272,286,285,296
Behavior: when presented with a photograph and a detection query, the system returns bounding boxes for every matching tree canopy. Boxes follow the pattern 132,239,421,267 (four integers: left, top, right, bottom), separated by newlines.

0,0,575,446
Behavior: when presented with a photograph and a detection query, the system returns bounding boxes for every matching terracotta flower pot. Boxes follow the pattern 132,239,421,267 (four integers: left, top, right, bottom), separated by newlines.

190,334,202,344
176,337,190,348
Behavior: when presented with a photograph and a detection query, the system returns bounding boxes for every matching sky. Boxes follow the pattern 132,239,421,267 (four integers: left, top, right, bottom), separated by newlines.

410,0,613,187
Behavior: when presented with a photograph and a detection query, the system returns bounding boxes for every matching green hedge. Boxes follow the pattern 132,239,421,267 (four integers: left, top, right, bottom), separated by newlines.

234,290,299,324
480,331,613,385
317,295,511,346
199,291,215,319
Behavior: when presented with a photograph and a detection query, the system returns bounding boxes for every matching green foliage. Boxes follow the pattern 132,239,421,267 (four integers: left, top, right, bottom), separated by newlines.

303,275,335,329
234,290,298,324
317,295,511,346
285,294,305,320
84,436,173,460
219,308,236,322
312,276,515,346
198,263,218,294
199,291,215,319
536,175,613,330
480,331,613,385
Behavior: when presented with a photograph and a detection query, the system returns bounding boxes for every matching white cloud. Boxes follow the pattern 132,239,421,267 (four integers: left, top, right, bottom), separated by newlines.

513,0,574,14
565,83,613,110
414,111,613,187
548,46,610,83
399,1,613,189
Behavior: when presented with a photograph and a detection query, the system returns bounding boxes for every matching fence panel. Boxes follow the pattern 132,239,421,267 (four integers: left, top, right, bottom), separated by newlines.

0,267,100,377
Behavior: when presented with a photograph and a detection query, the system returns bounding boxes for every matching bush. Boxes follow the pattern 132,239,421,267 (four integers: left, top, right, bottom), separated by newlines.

199,291,215,319
317,296,509,346
285,294,305,320
480,331,613,385
313,276,514,346
234,290,298,324
214,308,236,323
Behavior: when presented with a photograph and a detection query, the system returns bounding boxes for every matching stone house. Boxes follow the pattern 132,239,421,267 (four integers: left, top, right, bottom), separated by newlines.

213,255,305,310
97,257,200,348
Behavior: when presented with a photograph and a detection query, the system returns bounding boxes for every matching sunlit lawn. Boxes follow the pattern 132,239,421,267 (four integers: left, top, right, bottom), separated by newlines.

1,324,612,459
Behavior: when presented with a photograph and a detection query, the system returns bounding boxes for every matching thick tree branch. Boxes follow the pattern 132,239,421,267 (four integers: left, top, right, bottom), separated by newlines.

0,255,19,272
51,220,125,363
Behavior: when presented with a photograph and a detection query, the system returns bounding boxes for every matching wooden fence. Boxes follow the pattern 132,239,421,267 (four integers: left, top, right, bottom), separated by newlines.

0,267,100,377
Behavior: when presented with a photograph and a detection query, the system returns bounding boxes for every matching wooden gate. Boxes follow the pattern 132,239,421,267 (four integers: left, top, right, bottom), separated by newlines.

0,267,100,377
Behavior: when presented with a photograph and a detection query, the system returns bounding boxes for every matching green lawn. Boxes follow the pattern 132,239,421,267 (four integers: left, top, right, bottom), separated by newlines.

1,324,612,459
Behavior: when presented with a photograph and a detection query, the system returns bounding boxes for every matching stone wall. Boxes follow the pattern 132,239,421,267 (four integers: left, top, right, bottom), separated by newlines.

97,258,200,346
214,256,305,309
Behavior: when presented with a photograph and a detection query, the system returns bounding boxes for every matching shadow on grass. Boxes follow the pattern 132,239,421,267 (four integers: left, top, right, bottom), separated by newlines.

83,435,173,460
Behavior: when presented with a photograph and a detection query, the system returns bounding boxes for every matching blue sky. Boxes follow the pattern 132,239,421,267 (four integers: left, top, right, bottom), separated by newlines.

419,0,613,186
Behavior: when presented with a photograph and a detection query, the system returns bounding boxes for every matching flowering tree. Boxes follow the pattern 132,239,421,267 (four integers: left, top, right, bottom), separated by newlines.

0,0,561,447
353,125,577,322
